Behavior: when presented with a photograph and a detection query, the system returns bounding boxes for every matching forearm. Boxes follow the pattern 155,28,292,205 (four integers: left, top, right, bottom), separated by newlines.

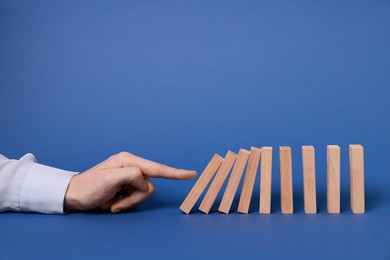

0,153,78,214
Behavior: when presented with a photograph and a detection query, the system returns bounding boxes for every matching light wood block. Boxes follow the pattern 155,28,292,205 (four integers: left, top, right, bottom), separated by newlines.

180,154,223,214
238,147,261,214
327,145,340,214
280,146,293,214
218,149,250,214
302,146,317,214
199,151,237,214
349,144,365,214
259,147,273,214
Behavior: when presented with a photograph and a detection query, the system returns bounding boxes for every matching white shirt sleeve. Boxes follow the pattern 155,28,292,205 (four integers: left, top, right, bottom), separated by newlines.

0,153,78,214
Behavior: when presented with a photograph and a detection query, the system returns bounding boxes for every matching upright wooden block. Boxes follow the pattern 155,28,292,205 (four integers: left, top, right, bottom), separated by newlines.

199,151,237,214
238,147,261,214
180,154,223,214
259,147,273,214
327,145,340,214
280,146,293,214
302,146,317,214
349,144,365,214
218,149,250,214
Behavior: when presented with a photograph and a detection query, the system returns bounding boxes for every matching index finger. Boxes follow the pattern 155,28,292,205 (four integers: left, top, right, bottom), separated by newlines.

108,152,197,180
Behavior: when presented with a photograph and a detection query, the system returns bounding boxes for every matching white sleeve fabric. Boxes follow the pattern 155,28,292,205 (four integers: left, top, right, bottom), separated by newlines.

0,153,78,214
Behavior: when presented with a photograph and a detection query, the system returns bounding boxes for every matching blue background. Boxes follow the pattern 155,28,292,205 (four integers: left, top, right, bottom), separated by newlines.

1,0,389,259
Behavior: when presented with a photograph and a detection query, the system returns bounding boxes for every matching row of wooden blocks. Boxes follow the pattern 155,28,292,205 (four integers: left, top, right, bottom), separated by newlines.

180,145,365,214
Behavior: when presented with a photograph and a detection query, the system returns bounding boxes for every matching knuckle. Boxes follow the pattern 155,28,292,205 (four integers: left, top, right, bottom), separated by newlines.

156,163,164,171
101,171,113,184
108,151,133,165
156,163,168,174
148,184,156,195
131,167,142,178
116,151,131,160
156,163,173,178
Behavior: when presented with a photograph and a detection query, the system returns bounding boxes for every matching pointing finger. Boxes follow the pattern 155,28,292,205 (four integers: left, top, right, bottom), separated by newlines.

105,152,197,180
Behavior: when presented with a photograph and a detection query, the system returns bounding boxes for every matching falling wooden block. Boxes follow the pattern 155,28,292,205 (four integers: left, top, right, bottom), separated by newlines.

302,146,317,214
199,151,237,214
327,145,340,214
218,149,250,214
238,147,261,214
280,146,293,214
180,154,223,214
349,144,365,214
259,147,273,214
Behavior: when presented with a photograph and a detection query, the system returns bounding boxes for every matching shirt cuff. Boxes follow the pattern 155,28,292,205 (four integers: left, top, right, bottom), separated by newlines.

19,163,78,214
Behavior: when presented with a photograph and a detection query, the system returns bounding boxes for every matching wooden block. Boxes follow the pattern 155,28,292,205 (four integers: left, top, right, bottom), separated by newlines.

259,147,273,214
280,146,293,214
219,149,250,214
199,151,237,214
302,146,317,214
349,144,365,214
238,147,261,214
180,154,223,214
327,145,340,214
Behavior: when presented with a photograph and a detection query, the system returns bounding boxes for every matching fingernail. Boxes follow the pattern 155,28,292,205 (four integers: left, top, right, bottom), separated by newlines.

189,170,197,178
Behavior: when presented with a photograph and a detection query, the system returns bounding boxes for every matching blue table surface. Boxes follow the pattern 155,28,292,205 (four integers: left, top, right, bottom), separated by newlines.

1,0,390,259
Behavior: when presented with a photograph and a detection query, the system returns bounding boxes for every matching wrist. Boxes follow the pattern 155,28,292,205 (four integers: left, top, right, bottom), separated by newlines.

64,175,82,212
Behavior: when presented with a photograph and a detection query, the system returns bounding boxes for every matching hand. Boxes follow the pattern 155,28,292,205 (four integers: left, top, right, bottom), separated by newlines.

64,152,196,213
